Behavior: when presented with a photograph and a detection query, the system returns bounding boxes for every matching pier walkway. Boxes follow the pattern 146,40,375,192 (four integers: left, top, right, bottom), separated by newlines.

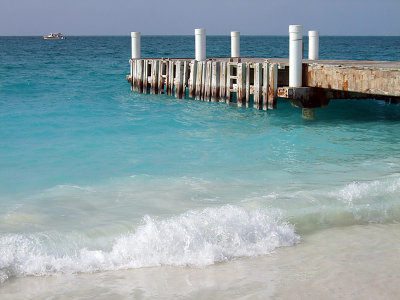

127,27,400,117
127,58,400,112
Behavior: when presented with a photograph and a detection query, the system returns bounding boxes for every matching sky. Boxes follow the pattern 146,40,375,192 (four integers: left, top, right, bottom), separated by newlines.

0,0,399,36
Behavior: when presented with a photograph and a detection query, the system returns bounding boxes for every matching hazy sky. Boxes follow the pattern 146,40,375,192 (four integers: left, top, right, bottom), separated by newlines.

1,0,399,36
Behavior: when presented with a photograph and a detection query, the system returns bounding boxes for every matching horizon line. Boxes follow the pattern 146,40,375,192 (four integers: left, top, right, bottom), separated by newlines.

1,34,400,37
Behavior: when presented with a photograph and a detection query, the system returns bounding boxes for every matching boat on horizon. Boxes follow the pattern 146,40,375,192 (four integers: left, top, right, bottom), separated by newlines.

43,33,66,40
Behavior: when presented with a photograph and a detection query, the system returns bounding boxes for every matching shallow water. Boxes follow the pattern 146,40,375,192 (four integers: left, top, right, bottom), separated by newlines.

0,36,400,297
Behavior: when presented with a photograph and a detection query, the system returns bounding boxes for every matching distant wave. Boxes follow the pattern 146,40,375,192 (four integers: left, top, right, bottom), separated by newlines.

0,205,299,283
337,176,400,205
289,174,400,233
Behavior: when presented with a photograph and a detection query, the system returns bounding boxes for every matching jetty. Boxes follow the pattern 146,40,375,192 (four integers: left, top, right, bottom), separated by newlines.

127,27,400,118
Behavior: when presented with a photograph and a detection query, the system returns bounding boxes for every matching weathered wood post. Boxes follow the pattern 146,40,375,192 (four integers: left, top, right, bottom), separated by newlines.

308,30,319,60
289,25,303,87
129,59,136,91
182,61,189,98
226,63,233,104
151,60,159,94
201,62,207,100
195,61,203,100
195,28,206,61
189,60,197,98
219,62,227,102
157,60,165,94
245,63,251,107
136,59,144,93
204,61,212,101
211,61,220,102
231,31,240,58
262,62,269,110
253,63,263,109
142,60,149,94
168,60,174,95
237,63,246,107
175,61,184,98
268,63,278,109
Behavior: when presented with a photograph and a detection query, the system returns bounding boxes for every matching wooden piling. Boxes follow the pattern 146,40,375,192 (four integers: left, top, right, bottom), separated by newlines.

163,61,168,94
151,60,159,94
137,59,144,93
195,61,203,100
201,62,207,101
245,63,251,107
133,61,137,91
157,60,165,94
211,61,220,102
204,61,212,101
143,60,149,94
189,60,197,98
268,63,278,109
130,60,134,91
182,61,189,98
175,61,184,99
165,60,174,95
262,62,269,110
226,63,233,104
237,63,246,107
130,60,135,91
254,63,263,109
171,61,177,95
163,60,168,94
219,62,227,102
149,60,154,94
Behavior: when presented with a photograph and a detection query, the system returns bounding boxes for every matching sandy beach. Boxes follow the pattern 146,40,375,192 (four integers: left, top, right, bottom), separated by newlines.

1,223,399,299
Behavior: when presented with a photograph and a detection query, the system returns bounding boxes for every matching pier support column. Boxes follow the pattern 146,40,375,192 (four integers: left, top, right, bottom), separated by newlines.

289,25,303,87
231,31,240,58
308,30,319,60
195,28,206,61
131,32,141,59
189,60,197,98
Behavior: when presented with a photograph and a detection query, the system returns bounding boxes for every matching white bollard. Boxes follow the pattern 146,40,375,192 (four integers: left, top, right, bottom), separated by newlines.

308,30,319,60
131,32,141,59
195,28,206,61
231,31,240,58
289,25,303,87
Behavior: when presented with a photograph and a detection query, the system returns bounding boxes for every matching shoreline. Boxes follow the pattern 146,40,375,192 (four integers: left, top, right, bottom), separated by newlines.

1,223,399,299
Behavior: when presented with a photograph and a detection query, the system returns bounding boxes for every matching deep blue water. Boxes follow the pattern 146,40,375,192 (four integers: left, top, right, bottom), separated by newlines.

0,36,399,283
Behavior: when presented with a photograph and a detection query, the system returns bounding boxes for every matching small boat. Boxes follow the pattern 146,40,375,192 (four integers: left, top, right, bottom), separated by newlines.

43,33,66,40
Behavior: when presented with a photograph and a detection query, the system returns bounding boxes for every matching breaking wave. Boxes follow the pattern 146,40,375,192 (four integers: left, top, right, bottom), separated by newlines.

0,205,299,283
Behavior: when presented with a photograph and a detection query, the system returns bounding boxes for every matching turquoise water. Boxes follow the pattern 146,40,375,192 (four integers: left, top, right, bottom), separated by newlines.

0,36,400,284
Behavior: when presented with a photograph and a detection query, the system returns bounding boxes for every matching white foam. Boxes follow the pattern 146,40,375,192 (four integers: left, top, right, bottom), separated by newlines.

337,176,400,205
0,205,299,283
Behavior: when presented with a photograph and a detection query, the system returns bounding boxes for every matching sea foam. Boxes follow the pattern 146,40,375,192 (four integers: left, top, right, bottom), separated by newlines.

337,175,400,205
0,205,299,283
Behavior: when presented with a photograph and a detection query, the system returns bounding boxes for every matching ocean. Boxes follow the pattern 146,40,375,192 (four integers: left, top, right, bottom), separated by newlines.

1,35,400,299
